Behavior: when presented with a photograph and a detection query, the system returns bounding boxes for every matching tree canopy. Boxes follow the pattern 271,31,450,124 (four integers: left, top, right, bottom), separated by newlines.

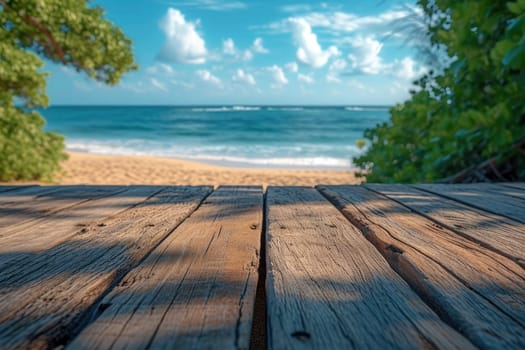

0,0,136,181
355,0,525,183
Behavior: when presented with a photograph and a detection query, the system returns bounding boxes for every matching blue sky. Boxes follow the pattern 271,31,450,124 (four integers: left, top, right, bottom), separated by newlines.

46,0,425,106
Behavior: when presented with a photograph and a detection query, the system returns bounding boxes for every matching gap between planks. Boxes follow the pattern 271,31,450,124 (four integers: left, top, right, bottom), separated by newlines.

266,186,473,349
366,184,525,269
68,186,263,350
0,186,212,350
319,185,525,349
4,185,524,348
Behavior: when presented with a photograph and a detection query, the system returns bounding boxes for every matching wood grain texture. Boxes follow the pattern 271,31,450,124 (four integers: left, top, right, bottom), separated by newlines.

68,186,262,350
266,186,473,350
0,186,211,350
414,183,525,223
0,186,165,267
320,185,525,349
492,184,525,200
501,182,525,190
0,185,38,194
0,185,133,228
366,184,525,268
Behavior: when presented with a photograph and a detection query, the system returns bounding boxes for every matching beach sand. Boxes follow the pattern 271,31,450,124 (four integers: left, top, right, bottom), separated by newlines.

54,152,360,186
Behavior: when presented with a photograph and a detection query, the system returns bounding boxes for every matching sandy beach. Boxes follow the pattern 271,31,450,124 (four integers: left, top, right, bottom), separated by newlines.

53,152,360,186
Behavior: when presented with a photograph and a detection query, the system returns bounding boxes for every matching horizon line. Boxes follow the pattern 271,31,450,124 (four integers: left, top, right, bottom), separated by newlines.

45,104,393,108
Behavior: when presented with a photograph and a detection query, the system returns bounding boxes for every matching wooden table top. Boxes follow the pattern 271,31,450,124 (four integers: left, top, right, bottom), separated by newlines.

0,183,524,349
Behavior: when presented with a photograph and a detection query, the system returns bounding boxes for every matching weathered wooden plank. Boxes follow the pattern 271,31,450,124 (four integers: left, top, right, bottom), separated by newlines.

501,182,525,191
492,184,525,200
0,185,113,206
320,185,525,349
0,186,165,267
0,185,39,194
266,186,473,350
68,186,262,350
414,183,525,223
0,186,211,350
366,184,525,267
0,185,58,201
0,185,133,228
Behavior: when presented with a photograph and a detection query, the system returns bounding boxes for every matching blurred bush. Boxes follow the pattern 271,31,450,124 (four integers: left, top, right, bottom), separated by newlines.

0,0,137,181
355,0,525,183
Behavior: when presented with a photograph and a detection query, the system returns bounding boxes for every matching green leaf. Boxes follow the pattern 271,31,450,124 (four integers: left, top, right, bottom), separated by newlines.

0,0,136,181
354,0,525,183
503,43,525,67
507,0,525,15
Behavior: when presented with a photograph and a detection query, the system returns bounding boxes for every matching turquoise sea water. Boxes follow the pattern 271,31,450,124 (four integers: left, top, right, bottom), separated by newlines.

42,106,390,169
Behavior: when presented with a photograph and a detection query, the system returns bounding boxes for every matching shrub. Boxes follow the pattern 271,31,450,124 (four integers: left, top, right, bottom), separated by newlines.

355,0,525,183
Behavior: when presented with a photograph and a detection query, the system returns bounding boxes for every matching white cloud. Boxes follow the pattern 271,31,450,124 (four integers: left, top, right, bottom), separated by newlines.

242,50,253,61
280,4,312,13
157,8,207,64
298,73,314,84
196,69,222,87
223,38,236,55
258,7,416,48
267,65,288,86
347,36,383,74
150,78,168,92
221,37,266,62
232,69,256,85
325,58,347,83
285,61,299,73
290,18,339,68
146,63,175,76
276,8,410,36
330,58,347,71
174,0,246,11
251,37,269,54
395,57,426,80
345,38,427,79
326,74,341,83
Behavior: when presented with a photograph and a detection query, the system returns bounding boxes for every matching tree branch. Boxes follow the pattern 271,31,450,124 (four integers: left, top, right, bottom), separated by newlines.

435,135,525,183
0,0,66,63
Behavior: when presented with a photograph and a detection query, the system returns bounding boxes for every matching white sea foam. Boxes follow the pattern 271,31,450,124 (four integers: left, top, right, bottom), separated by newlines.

191,106,261,112
186,154,352,169
266,107,305,111
66,140,358,169
345,106,389,111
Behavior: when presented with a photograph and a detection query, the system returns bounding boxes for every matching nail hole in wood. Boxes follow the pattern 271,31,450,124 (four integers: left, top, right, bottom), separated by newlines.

386,245,403,254
291,331,311,341
98,303,111,313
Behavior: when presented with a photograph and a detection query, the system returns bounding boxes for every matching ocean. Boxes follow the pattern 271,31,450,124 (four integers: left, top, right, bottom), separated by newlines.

41,106,390,170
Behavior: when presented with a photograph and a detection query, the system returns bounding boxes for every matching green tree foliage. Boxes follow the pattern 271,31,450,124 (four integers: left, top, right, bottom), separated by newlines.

355,0,525,183
0,0,136,181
